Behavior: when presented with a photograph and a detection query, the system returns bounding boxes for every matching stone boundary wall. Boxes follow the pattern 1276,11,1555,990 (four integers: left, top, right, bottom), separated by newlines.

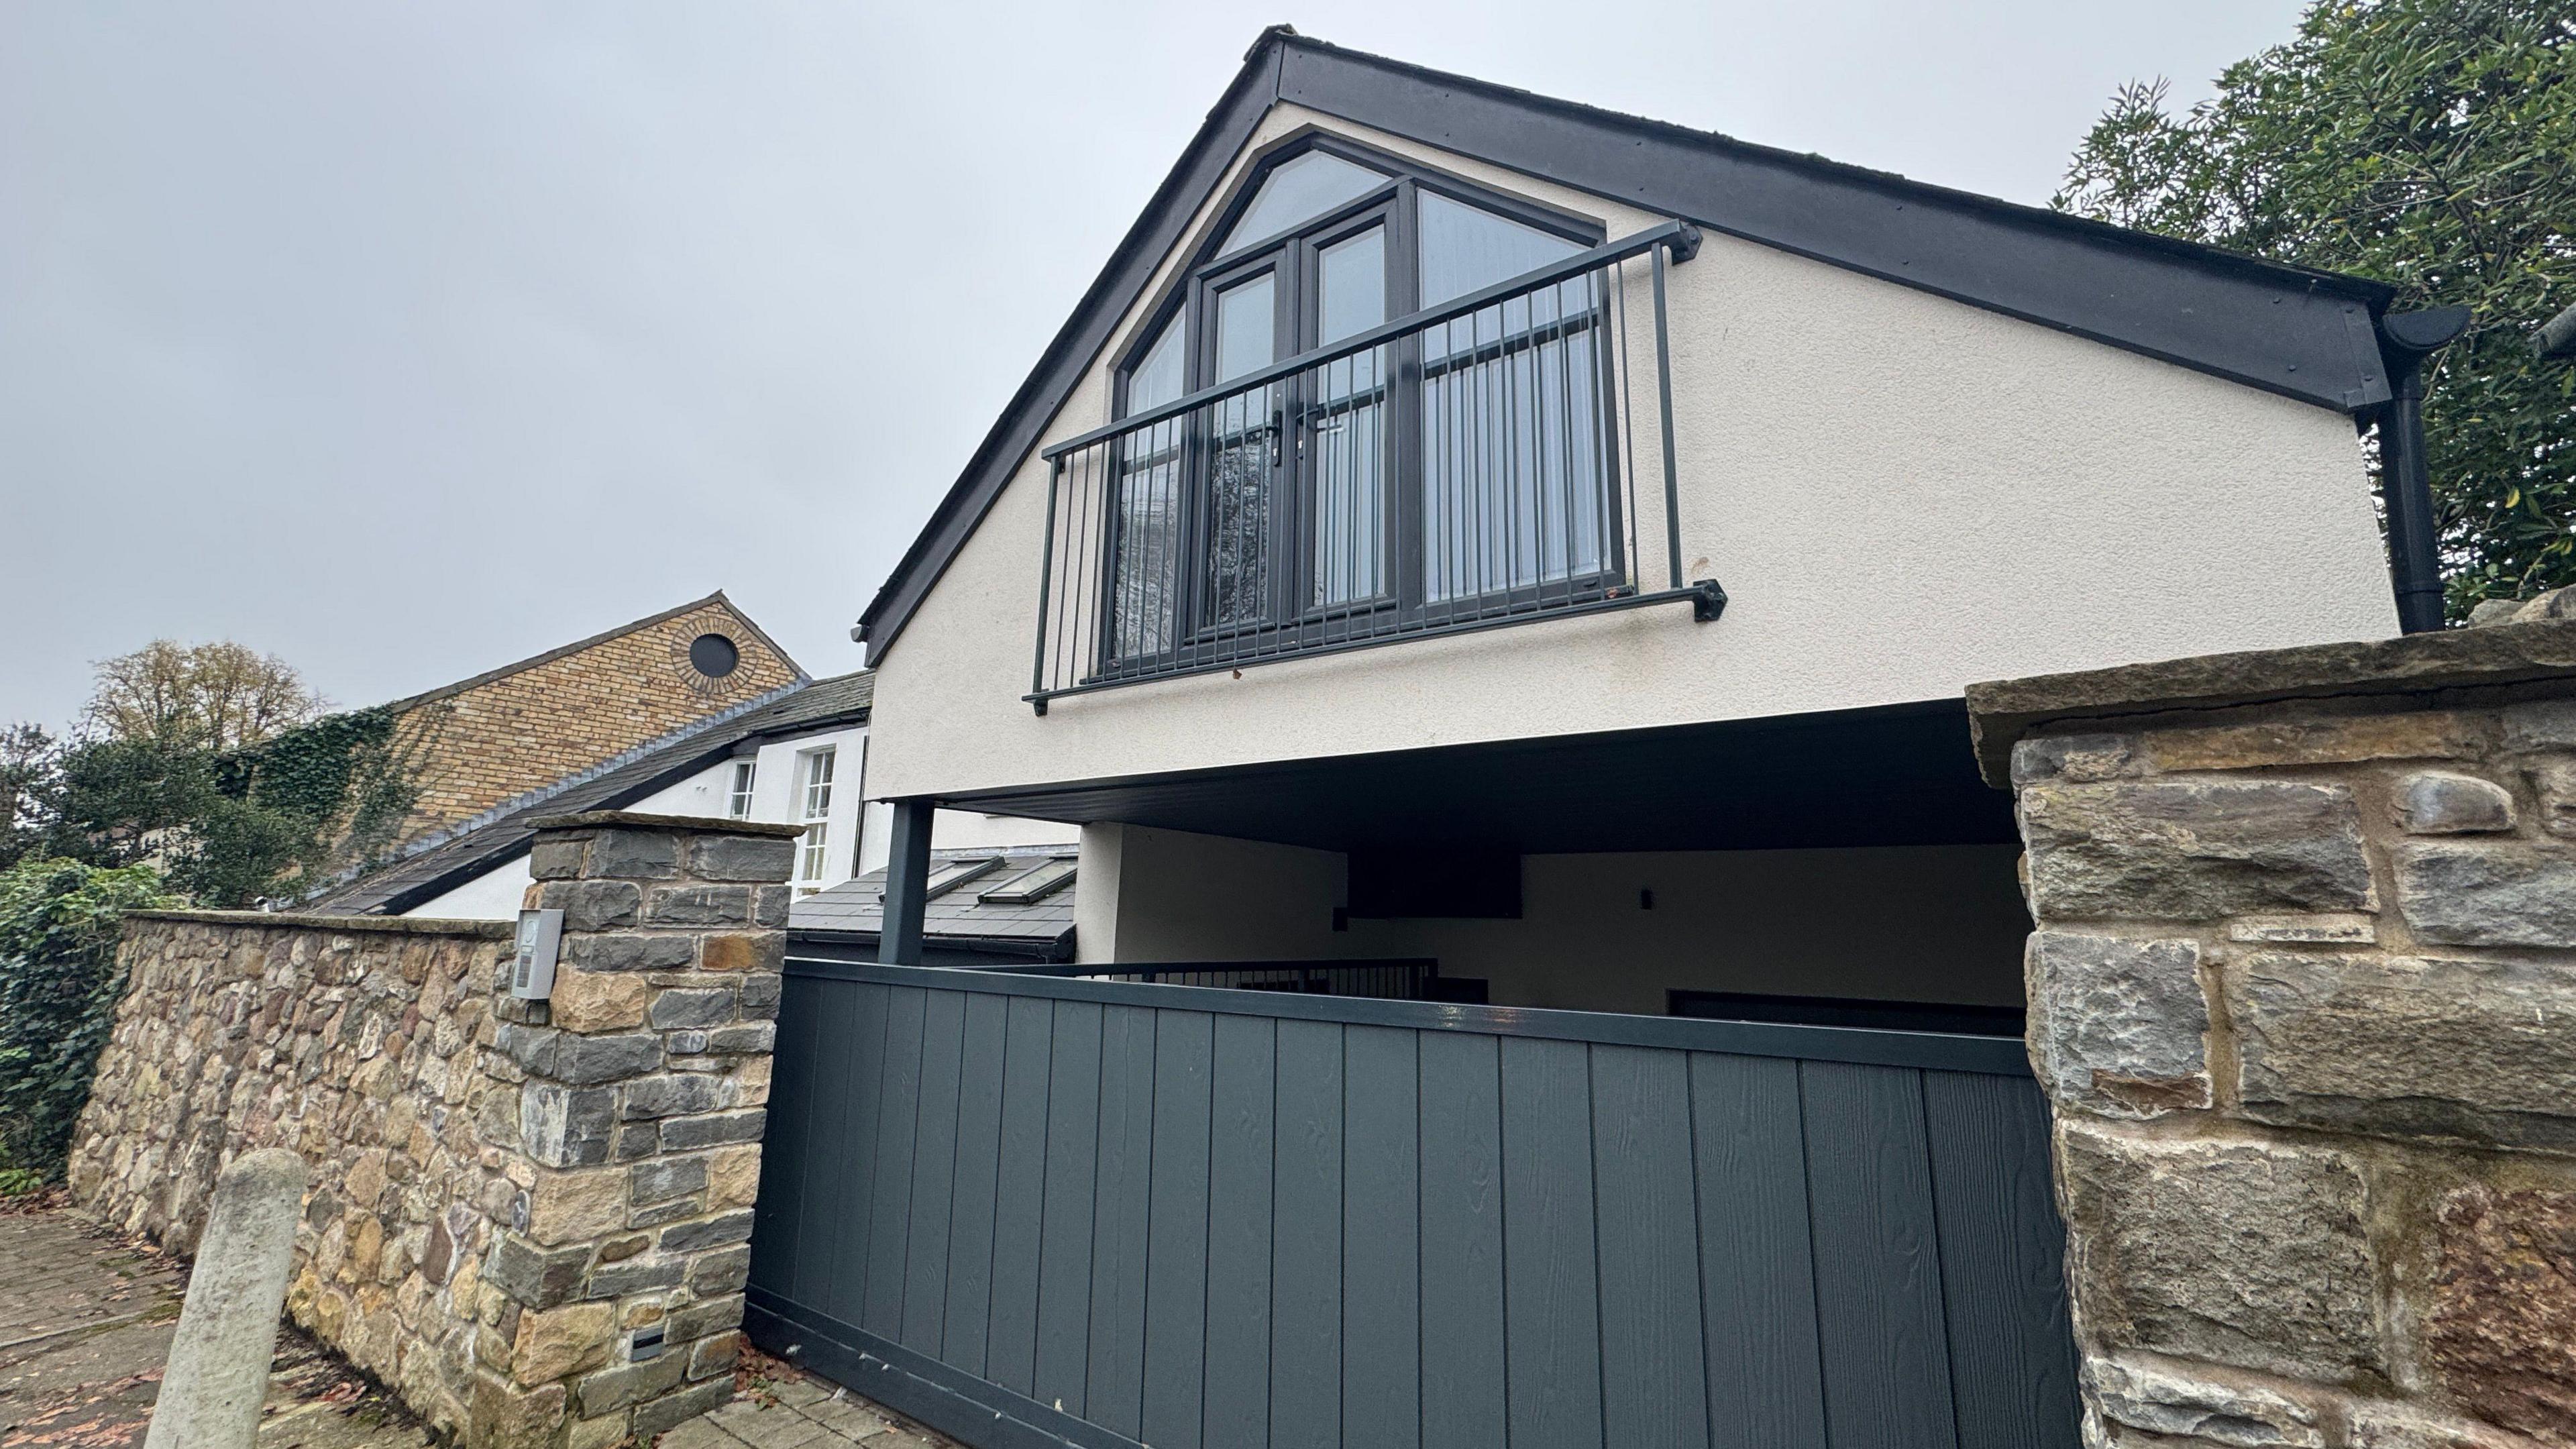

1970,620,2576,1449
66,812,801,1449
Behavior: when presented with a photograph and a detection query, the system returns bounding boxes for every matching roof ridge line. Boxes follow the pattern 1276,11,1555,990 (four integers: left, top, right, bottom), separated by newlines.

381,590,784,714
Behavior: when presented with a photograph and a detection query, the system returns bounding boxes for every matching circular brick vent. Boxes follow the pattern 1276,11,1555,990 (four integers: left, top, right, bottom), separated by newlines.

688,633,741,679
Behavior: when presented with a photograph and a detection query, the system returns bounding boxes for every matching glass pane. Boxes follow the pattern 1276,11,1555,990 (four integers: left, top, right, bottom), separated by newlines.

1421,317,1608,603
1318,228,1385,344
1312,228,1388,607
1111,417,1182,658
1214,274,1275,383
1205,384,1277,629
1220,150,1386,255
1418,191,1583,306
1126,315,1185,414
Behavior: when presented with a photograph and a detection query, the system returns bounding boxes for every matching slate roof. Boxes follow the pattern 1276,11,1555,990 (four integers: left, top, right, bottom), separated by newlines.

855,26,2403,665
789,847,1079,957
309,672,874,916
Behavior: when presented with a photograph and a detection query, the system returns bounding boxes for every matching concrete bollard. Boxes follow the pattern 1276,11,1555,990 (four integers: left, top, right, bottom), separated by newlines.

144,1149,307,1449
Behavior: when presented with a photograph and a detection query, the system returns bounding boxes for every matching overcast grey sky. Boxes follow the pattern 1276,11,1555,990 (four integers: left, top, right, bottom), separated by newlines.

1,1,2309,729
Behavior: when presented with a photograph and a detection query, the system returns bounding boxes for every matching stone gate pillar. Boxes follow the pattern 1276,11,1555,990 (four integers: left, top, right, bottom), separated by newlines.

474,812,800,1449
1968,621,2576,1449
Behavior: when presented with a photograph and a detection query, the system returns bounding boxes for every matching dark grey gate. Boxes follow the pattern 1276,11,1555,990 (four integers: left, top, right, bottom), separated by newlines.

747,960,2078,1449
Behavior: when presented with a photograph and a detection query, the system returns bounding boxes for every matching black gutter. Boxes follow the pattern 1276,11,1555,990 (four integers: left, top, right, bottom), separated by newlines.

2377,307,2472,634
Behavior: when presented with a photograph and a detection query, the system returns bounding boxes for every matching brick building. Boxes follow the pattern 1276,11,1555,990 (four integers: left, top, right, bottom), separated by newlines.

385,594,802,852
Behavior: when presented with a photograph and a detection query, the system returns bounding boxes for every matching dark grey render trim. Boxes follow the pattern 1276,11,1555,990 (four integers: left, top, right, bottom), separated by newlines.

854,27,2401,666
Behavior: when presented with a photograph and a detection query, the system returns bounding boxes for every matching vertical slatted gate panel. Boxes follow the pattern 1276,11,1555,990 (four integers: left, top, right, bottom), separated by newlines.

1923,1071,2083,1449
1032,1000,1104,1418
937,992,1011,1377
983,996,1055,1397
1591,1044,1712,1448
1202,1012,1277,1449
747,973,824,1299
1499,1036,1605,1449
748,967,2084,1449
1270,1019,1346,1449
1416,1030,1508,1449
1800,1061,1962,1449
861,986,928,1340
815,982,888,1328
1688,1053,1829,1449
1085,1006,1158,1439
900,989,969,1356
1140,1010,1215,1449
1342,1025,1421,1449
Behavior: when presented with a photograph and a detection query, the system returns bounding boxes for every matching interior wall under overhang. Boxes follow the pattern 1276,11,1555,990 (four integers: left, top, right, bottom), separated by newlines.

1076,822,2030,1015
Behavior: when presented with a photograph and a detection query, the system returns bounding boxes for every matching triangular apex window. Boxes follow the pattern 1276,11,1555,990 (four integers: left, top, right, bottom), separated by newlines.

1217,150,1389,255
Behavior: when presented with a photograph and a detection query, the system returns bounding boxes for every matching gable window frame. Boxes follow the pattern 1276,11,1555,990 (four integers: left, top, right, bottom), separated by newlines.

726,757,757,820
1100,130,1619,672
793,745,835,892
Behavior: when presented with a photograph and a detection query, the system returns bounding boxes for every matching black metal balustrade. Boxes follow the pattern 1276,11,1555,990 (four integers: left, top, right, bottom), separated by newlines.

1028,221,1721,712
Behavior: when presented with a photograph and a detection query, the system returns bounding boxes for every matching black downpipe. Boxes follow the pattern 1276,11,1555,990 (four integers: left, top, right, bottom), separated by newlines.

2377,307,2471,633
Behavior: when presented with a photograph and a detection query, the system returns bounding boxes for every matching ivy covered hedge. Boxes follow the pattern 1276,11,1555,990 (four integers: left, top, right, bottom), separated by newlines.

0,858,174,1190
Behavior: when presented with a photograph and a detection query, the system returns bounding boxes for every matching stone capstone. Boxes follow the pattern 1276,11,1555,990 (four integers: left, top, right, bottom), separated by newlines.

2057,1124,2383,1383
2027,932,2209,1116
2010,733,2140,786
2021,781,2375,920
2230,953,2576,1152
2394,771,2517,835
2424,1184,2576,1446
2394,841,2576,948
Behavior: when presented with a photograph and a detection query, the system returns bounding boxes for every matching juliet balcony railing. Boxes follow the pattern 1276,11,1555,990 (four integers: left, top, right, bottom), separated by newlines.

1026,220,1721,712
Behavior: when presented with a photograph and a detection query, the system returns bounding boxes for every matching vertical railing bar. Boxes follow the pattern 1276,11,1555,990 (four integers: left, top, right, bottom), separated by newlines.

1057,448,1082,692
1588,266,1616,592
1652,241,1684,591
1551,279,1578,608
1619,258,1642,592
1075,442,1099,686
1030,455,1064,704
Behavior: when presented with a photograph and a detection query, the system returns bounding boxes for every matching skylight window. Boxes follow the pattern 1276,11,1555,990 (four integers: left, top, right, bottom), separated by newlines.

1218,150,1387,255
977,858,1077,905
920,857,1004,901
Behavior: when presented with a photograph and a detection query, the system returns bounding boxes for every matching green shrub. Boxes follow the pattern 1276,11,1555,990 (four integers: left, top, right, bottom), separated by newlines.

0,857,176,1188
